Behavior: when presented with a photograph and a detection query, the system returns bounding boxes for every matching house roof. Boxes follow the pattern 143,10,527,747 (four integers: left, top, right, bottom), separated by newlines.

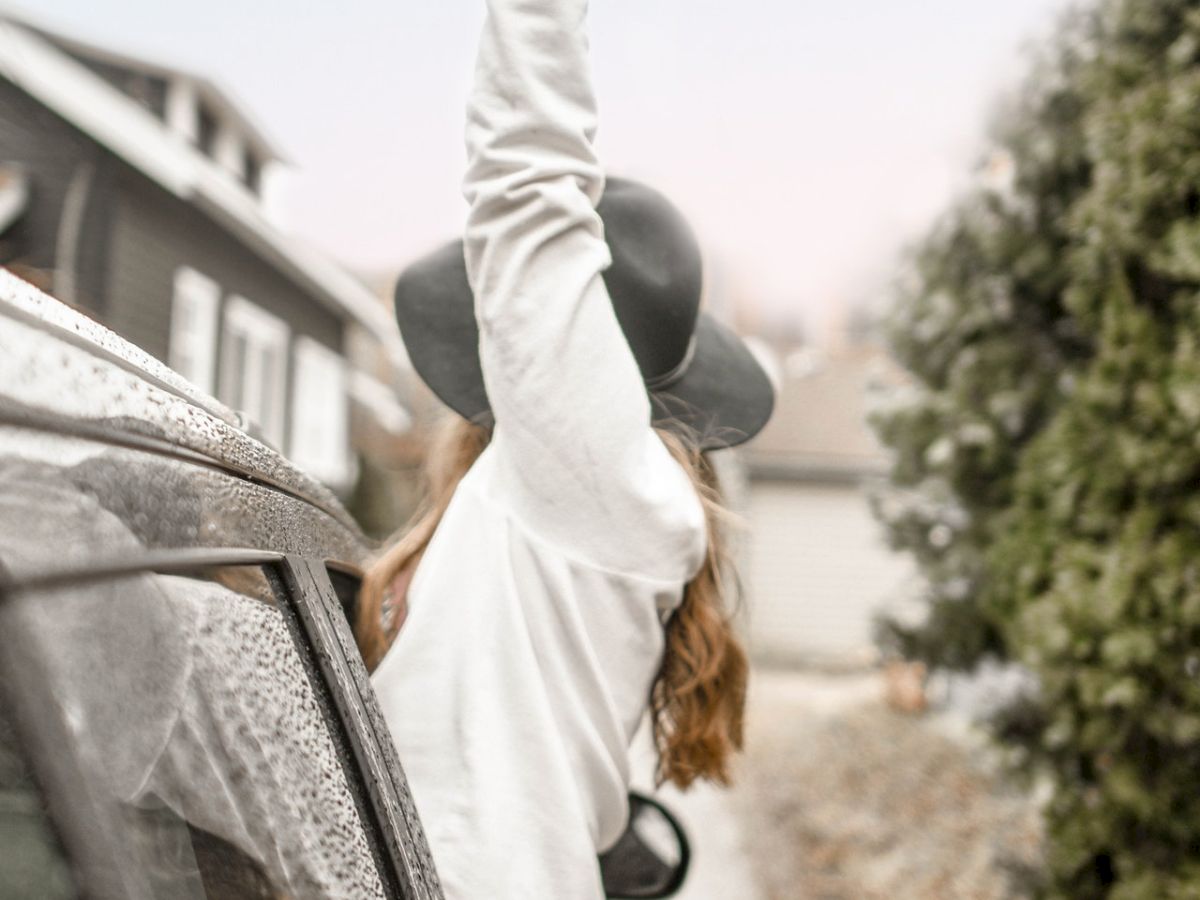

0,15,409,372
16,18,288,164
745,344,906,482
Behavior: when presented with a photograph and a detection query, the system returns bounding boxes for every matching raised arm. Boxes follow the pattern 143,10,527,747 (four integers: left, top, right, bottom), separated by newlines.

463,0,704,578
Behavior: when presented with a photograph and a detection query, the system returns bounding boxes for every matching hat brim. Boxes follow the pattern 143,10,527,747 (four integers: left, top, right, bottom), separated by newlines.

393,242,774,450
393,241,492,425
651,312,775,450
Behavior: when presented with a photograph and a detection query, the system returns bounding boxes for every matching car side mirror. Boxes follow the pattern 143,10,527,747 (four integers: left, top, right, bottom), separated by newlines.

599,791,690,899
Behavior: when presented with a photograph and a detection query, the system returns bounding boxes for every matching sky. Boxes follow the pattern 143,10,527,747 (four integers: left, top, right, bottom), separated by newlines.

16,0,1072,341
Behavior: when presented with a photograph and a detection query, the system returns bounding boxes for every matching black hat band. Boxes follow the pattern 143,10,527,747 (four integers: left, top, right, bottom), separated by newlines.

643,334,697,392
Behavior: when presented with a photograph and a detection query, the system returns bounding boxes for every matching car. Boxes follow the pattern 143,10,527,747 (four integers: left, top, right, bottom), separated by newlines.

0,270,688,900
0,267,443,899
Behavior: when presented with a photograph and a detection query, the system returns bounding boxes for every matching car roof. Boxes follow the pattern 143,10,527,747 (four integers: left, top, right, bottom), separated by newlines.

0,269,367,553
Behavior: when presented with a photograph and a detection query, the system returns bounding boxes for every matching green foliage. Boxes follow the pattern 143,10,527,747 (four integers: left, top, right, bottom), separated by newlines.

871,6,1097,670
987,277,1200,896
874,0,1200,894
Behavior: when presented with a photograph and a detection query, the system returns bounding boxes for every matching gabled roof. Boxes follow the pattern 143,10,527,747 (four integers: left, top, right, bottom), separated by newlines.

0,15,409,371
745,344,906,482
14,17,288,165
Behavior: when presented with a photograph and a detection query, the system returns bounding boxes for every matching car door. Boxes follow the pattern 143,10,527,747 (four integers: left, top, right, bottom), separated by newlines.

0,275,442,899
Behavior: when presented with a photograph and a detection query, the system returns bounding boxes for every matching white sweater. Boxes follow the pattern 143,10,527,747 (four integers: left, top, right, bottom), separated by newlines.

370,0,707,896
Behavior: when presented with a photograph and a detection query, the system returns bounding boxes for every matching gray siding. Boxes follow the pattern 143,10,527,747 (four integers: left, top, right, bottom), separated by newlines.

105,168,343,362
0,77,115,312
106,166,345,449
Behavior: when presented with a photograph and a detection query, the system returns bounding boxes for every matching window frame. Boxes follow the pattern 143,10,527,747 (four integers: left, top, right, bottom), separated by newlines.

195,101,218,158
289,335,351,487
0,550,442,899
167,266,220,395
219,295,290,449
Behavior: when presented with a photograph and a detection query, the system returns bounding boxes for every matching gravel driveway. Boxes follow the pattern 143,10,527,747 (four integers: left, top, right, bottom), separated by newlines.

734,669,1044,900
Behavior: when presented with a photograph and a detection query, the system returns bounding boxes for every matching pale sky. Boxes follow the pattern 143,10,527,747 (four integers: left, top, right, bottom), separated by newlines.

15,0,1071,340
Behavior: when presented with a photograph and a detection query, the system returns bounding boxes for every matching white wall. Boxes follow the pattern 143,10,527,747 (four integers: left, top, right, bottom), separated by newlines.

746,479,914,667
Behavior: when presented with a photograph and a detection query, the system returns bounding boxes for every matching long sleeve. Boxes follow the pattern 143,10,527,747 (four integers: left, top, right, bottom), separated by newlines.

463,0,705,582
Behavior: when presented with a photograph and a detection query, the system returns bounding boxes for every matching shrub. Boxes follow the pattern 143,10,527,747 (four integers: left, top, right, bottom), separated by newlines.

875,0,1200,893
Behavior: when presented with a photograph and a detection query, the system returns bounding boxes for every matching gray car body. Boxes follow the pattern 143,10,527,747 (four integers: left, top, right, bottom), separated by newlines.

0,269,442,899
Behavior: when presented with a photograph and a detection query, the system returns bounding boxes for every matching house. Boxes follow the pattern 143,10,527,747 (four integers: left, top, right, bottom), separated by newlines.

742,343,917,667
0,15,410,493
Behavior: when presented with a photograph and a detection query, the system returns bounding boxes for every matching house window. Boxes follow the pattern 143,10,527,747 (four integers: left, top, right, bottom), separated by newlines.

244,149,262,197
196,103,218,157
168,267,220,394
219,296,289,448
289,336,349,487
214,125,247,180
165,79,198,142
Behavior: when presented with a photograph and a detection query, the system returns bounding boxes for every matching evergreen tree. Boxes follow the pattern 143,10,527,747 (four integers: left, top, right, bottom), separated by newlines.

989,275,1200,897
877,0,1200,893
988,2,1200,894
871,7,1096,669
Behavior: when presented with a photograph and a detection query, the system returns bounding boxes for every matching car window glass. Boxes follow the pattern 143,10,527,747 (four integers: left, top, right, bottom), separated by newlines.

0,701,76,899
0,567,387,900
325,565,362,624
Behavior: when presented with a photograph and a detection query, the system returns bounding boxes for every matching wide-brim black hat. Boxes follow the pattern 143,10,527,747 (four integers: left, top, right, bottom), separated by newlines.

393,178,775,451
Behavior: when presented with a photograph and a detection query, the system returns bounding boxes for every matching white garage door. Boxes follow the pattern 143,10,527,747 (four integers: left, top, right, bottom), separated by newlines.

746,480,914,667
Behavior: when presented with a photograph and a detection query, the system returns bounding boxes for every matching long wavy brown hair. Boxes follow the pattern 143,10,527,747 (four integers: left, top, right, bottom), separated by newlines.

356,416,748,789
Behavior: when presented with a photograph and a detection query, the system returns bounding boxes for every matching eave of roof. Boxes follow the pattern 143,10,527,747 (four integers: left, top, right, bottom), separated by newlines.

0,18,409,372
5,11,287,164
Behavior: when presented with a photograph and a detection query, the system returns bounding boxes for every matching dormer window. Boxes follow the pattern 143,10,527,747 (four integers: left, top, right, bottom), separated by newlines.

134,71,276,202
122,72,161,116
244,150,262,197
214,123,247,180
196,103,218,157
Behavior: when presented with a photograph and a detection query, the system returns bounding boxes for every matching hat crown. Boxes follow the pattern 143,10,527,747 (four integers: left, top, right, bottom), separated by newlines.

598,178,703,385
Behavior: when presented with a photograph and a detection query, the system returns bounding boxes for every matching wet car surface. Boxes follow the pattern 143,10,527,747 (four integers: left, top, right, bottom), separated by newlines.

0,270,442,899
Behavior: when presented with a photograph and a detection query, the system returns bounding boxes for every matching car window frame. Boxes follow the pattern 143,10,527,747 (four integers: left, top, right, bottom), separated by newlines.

0,549,442,900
